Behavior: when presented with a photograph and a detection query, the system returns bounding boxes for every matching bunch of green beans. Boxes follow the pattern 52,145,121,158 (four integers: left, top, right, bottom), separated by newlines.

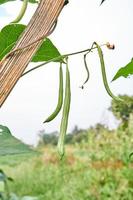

57,57,71,158
44,58,71,158
43,42,122,159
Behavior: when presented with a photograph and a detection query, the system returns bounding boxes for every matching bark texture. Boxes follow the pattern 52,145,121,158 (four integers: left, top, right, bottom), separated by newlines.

0,0,65,107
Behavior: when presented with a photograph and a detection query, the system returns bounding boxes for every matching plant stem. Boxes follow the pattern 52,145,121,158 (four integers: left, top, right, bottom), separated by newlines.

21,44,105,77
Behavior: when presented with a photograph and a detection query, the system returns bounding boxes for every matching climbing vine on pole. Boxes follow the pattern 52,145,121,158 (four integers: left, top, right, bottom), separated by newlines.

0,0,132,157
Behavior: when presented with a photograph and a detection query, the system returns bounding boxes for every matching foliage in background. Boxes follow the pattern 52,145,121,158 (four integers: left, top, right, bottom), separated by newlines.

37,94,133,147
0,126,133,200
109,95,133,131
0,169,38,200
37,124,115,146
1,91,133,200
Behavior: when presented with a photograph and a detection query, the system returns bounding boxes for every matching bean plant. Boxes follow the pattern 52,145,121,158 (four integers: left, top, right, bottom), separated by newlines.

0,0,132,158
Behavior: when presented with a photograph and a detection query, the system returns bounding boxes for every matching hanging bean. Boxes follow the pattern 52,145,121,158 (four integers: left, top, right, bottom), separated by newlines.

94,42,123,102
57,57,71,158
44,63,63,123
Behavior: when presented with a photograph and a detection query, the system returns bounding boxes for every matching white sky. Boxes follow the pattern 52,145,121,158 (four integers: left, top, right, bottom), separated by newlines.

0,0,133,145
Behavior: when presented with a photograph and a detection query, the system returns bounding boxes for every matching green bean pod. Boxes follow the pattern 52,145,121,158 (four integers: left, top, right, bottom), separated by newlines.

11,0,28,24
81,53,90,89
44,63,63,123
94,42,123,102
81,43,95,89
57,58,71,158
83,53,90,85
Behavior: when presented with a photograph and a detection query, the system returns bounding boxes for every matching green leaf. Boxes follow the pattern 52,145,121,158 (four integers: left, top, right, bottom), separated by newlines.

0,0,15,5
0,0,37,5
32,38,61,62
0,24,26,60
28,0,38,3
0,24,62,63
112,59,133,81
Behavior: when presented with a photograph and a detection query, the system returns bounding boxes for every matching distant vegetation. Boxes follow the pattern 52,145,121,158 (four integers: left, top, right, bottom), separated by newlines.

38,95,133,147
109,95,133,131
0,95,133,199
37,124,109,146
1,126,133,200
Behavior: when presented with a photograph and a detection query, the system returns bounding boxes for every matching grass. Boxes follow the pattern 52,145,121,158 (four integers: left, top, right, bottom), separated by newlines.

0,129,133,200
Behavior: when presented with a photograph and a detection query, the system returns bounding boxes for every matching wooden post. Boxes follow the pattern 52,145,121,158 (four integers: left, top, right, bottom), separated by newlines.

0,0,65,107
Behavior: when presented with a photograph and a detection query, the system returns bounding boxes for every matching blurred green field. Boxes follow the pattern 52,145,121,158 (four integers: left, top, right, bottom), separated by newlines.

1,129,133,200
